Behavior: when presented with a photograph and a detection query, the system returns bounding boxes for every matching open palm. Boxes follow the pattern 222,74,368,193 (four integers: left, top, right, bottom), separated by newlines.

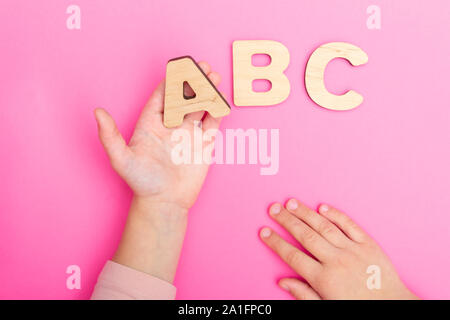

95,61,224,209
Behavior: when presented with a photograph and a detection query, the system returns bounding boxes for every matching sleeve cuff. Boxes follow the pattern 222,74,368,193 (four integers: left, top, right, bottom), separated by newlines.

91,260,177,300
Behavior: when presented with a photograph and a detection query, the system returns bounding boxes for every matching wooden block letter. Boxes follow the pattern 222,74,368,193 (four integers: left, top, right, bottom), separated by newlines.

163,56,230,128
233,40,290,106
305,42,368,111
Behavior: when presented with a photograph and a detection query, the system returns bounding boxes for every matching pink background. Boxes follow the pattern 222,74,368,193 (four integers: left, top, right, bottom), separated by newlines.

1,0,450,299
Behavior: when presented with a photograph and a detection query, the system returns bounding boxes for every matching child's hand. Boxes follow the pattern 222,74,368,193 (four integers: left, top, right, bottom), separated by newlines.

260,199,418,300
94,61,224,283
94,62,223,210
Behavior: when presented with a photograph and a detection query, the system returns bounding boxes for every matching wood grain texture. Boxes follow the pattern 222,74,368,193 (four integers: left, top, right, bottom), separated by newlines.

305,42,368,111
233,40,290,106
163,56,230,128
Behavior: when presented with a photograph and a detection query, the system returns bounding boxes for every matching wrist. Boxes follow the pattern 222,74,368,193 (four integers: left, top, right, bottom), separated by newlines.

112,195,188,284
131,195,189,223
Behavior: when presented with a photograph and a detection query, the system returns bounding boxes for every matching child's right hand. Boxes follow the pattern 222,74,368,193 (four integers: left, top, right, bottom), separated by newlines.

260,199,418,300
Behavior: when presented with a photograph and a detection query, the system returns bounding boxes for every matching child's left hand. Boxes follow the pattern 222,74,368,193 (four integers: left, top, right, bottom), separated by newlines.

94,61,222,211
94,61,224,283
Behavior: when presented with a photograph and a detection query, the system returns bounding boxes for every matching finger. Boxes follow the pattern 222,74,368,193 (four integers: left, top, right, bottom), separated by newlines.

260,228,321,283
144,79,166,114
282,199,352,248
206,71,221,86
202,113,223,132
94,108,131,171
197,61,211,75
184,63,216,123
318,204,368,243
279,278,321,300
269,203,338,262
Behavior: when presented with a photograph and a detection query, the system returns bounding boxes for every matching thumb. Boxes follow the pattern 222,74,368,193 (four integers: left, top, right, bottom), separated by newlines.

94,108,131,171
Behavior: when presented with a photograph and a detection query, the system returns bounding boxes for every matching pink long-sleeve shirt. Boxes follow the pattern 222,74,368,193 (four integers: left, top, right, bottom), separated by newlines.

91,261,176,300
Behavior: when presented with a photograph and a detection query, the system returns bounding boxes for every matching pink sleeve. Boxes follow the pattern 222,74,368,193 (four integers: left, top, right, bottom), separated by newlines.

90,260,176,300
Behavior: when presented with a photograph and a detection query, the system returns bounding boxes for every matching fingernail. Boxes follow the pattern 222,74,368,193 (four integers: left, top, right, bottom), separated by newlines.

279,283,290,291
270,203,281,215
319,204,329,214
287,199,298,211
260,228,272,238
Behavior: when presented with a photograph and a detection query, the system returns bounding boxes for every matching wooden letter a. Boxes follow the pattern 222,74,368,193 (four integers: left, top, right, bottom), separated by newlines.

163,56,230,128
